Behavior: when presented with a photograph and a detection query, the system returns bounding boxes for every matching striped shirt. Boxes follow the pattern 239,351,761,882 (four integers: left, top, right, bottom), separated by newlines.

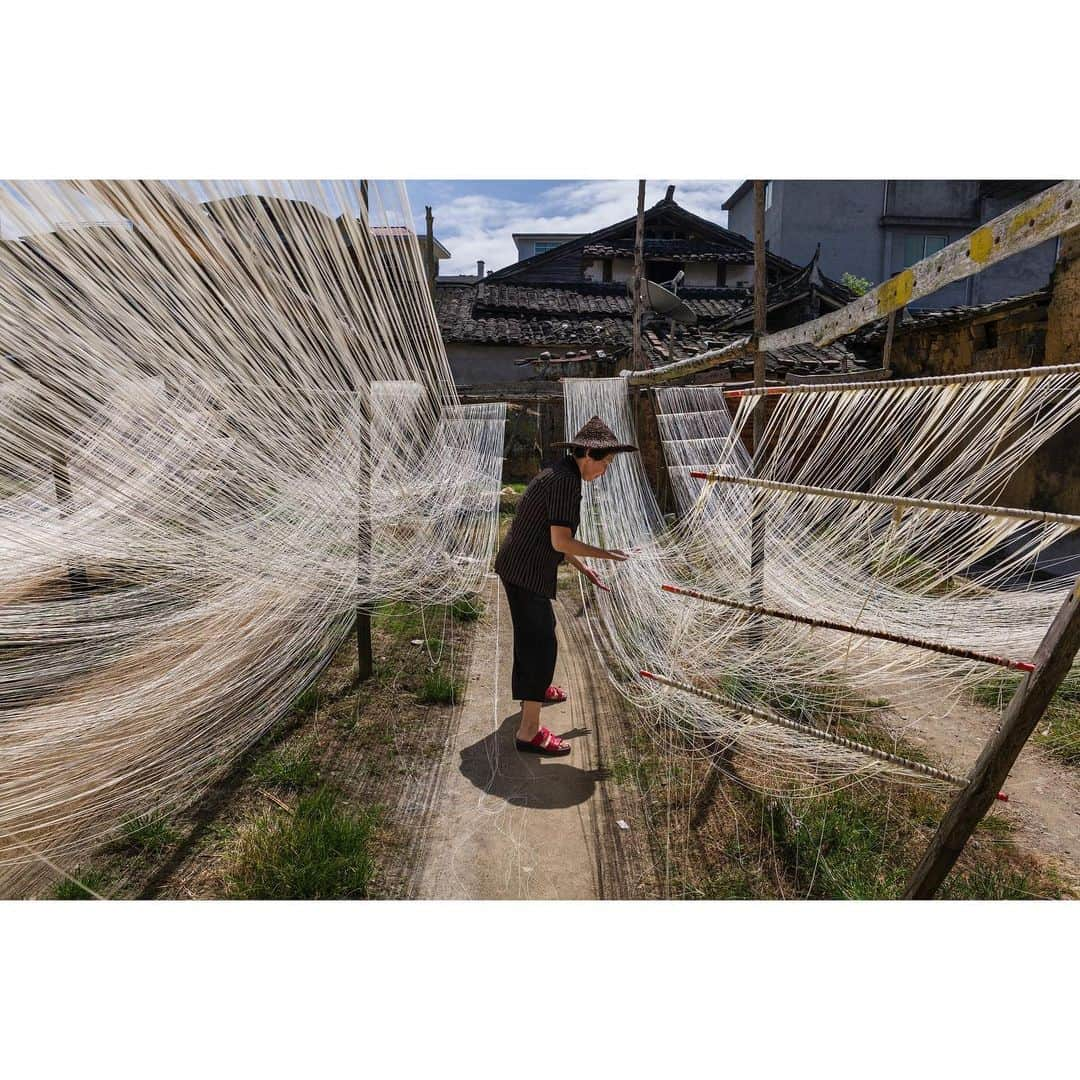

494,455,582,598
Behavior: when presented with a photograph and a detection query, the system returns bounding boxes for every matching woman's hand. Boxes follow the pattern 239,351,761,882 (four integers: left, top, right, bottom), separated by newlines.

606,549,630,561
582,566,611,592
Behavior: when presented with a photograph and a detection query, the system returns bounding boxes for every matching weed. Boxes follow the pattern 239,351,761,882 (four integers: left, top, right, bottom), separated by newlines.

117,812,180,855
417,669,461,705
251,742,320,791
292,685,321,716
450,594,484,622
52,869,110,899
223,787,380,899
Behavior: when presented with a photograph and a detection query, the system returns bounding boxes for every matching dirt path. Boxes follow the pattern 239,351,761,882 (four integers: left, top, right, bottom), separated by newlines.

415,577,651,899
890,689,1080,890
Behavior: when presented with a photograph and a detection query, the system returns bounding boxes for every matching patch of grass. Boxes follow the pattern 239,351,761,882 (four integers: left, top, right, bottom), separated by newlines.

417,668,462,705
52,869,110,899
117,812,180,855
450,594,484,622
674,865,767,900
251,741,320,791
973,672,1080,767
609,752,660,790
765,789,909,900
292,685,322,717
942,862,1058,900
223,787,381,899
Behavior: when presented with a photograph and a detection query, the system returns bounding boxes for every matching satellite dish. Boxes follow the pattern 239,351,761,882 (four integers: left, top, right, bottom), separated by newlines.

641,278,697,325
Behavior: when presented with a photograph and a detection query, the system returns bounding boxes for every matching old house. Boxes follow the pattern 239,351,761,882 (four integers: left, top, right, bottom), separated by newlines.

435,187,865,389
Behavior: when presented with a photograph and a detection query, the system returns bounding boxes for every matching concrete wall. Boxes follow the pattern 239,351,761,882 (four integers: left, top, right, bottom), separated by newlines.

447,344,535,385
728,180,1060,310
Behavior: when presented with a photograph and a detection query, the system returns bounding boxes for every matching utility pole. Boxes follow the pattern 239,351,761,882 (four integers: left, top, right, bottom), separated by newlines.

631,180,646,370
749,180,768,613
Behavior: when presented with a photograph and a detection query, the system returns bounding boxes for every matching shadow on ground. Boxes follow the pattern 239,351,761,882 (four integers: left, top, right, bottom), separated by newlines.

458,712,606,810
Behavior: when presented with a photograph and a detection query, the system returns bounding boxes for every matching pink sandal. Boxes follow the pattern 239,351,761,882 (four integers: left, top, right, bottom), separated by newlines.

544,685,568,704
516,726,571,755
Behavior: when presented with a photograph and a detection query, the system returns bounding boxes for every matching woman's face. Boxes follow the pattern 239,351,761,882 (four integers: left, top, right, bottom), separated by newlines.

580,452,615,482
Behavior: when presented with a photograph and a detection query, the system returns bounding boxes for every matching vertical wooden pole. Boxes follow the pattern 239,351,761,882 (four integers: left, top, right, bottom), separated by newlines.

424,205,436,294
631,180,647,370
903,580,1080,899
749,180,768,612
355,180,374,683
882,307,900,376
50,446,89,593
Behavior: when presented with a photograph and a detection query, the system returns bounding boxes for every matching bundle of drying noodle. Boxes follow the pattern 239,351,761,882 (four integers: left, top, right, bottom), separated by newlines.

564,372,1080,795
0,181,504,892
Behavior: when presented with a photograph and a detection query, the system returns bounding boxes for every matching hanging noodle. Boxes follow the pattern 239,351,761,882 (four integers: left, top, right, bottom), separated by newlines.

564,373,1080,796
0,180,505,893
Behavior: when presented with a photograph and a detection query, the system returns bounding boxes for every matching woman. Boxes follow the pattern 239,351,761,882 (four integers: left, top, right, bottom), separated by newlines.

494,416,638,755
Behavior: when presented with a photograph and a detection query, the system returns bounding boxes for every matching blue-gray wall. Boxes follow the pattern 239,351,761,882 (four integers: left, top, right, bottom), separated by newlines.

726,180,1058,309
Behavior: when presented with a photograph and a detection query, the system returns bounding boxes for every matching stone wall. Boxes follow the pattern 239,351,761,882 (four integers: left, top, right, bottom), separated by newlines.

1046,228,1080,366
872,235,1080,575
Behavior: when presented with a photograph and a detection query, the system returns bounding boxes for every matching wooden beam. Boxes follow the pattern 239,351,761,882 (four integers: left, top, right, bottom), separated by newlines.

764,179,1080,353
688,470,1080,529
631,180,646,371
903,579,1080,899
626,180,1080,388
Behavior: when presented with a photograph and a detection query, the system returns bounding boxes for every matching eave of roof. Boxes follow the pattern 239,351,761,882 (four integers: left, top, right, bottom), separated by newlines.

721,180,755,211
485,195,802,283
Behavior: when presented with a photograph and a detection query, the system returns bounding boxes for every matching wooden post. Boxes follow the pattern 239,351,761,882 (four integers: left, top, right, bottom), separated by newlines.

355,385,374,683
631,180,646,370
424,205,436,294
903,579,1080,899
882,306,900,376
50,446,89,593
354,180,374,683
749,180,768,613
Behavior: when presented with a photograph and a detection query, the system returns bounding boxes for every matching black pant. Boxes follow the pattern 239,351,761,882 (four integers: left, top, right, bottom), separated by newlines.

501,578,557,703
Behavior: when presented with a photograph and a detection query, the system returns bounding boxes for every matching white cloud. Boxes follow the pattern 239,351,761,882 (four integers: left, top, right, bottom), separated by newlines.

423,179,741,275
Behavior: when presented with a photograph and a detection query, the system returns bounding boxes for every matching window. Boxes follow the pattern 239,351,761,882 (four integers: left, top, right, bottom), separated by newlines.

602,258,613,283
903,234,948,267
533,240,562,255
716,263,727,287
764,181,773,211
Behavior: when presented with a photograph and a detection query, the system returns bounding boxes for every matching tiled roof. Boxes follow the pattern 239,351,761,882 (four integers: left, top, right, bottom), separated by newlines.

853,289,1050,343
470,282,748,322
582,240,755,262
435,281,862,377
719,249,857,328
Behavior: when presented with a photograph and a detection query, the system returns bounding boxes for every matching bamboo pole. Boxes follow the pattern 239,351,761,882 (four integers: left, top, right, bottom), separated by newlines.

631,180,646,371
688,471,1080,529
659,583,1036,672
638,670,966,785
903,579,1080,898
725,360,1080,399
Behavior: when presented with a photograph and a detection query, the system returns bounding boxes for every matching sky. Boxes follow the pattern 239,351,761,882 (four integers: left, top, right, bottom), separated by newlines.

404,180,741,276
